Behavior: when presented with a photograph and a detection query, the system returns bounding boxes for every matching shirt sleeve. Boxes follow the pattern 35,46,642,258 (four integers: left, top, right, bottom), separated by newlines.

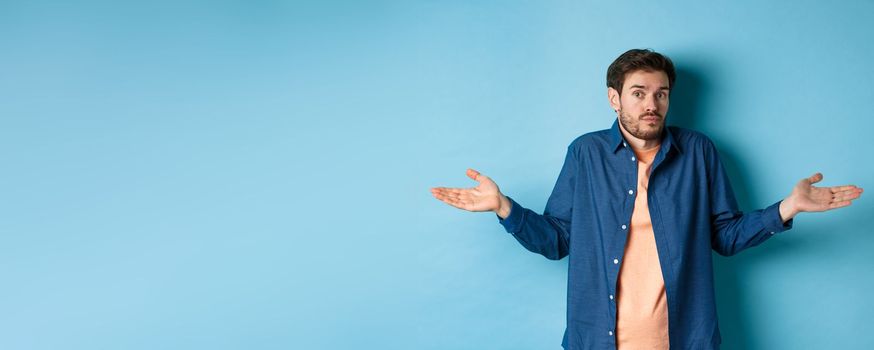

495,142,578,260
705,138,793,256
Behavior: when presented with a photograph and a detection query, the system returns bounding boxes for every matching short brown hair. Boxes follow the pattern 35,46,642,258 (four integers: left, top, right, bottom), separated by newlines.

606,49,676,94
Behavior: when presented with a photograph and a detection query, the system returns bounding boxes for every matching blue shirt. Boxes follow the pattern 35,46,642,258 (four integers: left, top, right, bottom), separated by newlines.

497,120,793,349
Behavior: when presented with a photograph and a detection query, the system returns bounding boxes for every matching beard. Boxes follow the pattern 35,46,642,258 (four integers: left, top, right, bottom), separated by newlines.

619,109,665,141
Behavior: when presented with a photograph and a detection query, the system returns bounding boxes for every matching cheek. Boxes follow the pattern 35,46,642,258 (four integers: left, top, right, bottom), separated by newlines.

622,99,641,110
653,98,668,110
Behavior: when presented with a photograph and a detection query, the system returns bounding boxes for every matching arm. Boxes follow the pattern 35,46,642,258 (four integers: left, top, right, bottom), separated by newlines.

430,144,579,260
706,140,793,256
706,140,864,256
496,144,578,260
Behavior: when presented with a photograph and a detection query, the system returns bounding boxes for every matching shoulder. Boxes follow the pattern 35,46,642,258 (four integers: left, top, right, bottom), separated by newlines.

668,126,726,168
668,126,718,152
567,127,613,151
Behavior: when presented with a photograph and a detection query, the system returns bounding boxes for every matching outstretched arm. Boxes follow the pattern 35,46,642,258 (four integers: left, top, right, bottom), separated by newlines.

430,143,580,260
430,166,573,260
778,172,864,221
706,138,864,256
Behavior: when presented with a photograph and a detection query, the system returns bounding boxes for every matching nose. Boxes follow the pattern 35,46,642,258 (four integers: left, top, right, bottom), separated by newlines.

645,95,658,113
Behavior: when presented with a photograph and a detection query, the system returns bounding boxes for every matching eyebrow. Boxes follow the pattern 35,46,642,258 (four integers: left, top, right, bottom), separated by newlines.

629,84,670,91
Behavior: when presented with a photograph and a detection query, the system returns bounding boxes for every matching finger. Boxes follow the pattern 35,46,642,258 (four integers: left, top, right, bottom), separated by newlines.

447,189,472,199
431,188,449,198
443,196,474,211
834,187,863,196
445,191,469,202
432,188,474,203
829,185,859,193
466,168,481,182
832,187,863,197
431,190,459,201
432,187,466,197
807,172,823,184
431,191,451,204
437,196,464,209
432,191,464,208
833,190,862,202
431,188,452,199
828,200,853,209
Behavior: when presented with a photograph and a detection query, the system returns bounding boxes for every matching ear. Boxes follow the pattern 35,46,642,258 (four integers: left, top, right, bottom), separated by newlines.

607,87,621,113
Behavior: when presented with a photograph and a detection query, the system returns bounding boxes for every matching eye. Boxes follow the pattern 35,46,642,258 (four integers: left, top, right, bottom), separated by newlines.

633,91,643,98
656,92,666,99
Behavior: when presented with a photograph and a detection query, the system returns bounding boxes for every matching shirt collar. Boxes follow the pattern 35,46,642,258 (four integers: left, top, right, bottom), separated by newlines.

609,118,683,155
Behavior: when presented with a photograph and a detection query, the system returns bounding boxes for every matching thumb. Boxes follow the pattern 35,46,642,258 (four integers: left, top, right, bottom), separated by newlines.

466,168,483,182
806,172,823,184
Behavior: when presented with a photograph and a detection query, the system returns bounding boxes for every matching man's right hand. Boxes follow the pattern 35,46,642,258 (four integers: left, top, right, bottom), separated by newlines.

430,168,512,219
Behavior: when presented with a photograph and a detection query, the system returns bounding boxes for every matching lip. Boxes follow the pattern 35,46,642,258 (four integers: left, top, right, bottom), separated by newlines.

641,116,660,122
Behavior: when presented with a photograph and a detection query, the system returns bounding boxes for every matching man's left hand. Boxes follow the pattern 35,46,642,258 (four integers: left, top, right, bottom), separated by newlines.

780,172,864,222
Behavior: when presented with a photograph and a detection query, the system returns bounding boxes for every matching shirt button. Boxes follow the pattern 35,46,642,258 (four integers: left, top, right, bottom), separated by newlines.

609,330,614,336
770,231,775,235
613,258,619,264
621,224,627,230
631,156,636,161
623,142,627,147
628,189,634,195
609,294,614,300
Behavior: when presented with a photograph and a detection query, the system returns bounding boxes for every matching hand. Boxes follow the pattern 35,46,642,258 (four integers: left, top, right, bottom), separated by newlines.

430,168,511,218
780,172,864,221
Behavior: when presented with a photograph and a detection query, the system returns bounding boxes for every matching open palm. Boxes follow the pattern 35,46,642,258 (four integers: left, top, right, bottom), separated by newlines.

789,172,863,212
430,168,503,212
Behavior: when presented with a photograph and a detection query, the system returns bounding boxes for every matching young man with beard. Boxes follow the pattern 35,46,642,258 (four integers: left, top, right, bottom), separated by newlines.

430,49,864,349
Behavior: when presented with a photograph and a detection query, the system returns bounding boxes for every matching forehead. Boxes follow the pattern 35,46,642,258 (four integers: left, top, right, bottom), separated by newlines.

623,70,670,90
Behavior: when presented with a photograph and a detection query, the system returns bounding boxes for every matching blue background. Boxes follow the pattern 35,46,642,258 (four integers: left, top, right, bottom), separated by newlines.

2,0,872,349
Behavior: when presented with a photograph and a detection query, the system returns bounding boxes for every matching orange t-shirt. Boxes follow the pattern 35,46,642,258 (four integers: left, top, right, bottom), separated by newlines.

616,145,670,349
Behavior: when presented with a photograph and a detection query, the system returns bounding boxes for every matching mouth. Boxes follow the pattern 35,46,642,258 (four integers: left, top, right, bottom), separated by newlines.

640,115,661,122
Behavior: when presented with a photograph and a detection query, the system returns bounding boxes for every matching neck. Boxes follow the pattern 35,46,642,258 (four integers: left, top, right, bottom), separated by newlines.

617,118,662,151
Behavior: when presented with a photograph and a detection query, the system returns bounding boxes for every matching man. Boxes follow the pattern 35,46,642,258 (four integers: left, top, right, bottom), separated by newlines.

429,49,863,350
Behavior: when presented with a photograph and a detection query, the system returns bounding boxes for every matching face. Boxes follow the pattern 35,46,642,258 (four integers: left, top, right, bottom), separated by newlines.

608,70,670,141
